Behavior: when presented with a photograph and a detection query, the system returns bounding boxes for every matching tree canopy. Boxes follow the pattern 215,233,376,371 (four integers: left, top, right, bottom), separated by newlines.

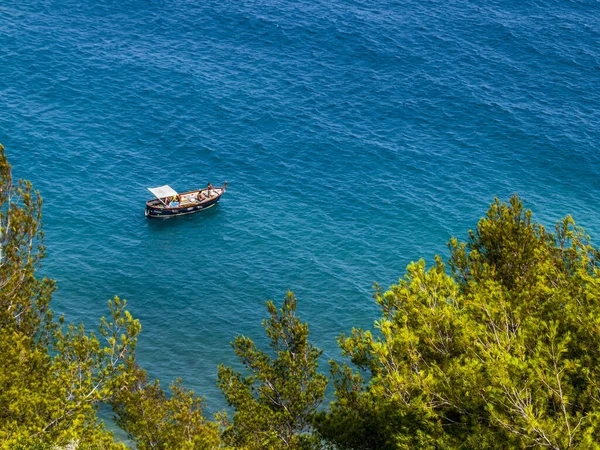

0,144,141,448
218,292,327,449
112,365,221,450
316,196,600,449
2,141,600,450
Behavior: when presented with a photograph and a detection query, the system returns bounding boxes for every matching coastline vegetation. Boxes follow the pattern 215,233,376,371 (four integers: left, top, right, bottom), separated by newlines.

2,143,600,449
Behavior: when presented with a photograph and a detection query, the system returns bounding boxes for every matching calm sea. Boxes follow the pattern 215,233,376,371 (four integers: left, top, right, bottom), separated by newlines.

1,0,599,415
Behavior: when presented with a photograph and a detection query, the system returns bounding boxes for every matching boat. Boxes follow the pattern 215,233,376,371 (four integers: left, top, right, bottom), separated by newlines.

145,182,227,218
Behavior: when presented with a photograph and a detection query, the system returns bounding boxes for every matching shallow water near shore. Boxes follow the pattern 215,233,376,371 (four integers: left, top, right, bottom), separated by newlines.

1,0,599,416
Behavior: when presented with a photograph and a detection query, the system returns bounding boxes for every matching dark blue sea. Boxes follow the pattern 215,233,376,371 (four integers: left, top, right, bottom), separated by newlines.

2,0,599,419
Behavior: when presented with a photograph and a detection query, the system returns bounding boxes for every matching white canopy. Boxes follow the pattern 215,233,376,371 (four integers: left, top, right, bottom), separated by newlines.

147,185,178,199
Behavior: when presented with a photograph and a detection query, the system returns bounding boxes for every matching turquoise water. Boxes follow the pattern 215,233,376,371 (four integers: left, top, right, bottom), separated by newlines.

1,0,599,413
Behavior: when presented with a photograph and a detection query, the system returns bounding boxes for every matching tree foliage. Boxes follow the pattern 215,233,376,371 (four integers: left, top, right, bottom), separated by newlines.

0,144,54,343
317,196,600,450
0,144,141,449
218,292,327,449
5,137,600,450
112,365,221,450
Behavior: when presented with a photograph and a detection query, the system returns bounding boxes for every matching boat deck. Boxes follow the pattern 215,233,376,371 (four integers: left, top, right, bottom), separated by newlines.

180,188,221,205
148,188,223,209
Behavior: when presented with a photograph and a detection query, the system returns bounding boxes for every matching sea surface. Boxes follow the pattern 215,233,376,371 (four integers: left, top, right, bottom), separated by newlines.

1,0,599,417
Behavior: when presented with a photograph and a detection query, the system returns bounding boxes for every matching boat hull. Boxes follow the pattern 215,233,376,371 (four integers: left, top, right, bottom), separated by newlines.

145,196,221,218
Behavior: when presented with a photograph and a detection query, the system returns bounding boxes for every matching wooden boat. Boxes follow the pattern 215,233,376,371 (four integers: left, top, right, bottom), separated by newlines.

145,182,227,218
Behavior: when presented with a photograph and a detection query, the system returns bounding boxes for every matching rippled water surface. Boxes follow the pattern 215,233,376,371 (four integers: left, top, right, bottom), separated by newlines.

1,0,599,412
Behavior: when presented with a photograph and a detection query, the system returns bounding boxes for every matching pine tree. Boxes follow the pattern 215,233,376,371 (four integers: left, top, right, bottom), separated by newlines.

113,366,221,450
317,196,600,449
218,293,327,449
0,144,141,448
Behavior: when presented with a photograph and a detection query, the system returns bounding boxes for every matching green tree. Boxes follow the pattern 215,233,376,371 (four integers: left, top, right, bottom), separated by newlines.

0,144,141,448
0,296,141,448
317,196,600,449
113,365,221,450
218,292,327,449
0,144,54,342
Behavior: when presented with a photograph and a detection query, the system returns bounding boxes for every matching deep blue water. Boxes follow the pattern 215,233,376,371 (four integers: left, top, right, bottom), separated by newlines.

1,0,599,417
